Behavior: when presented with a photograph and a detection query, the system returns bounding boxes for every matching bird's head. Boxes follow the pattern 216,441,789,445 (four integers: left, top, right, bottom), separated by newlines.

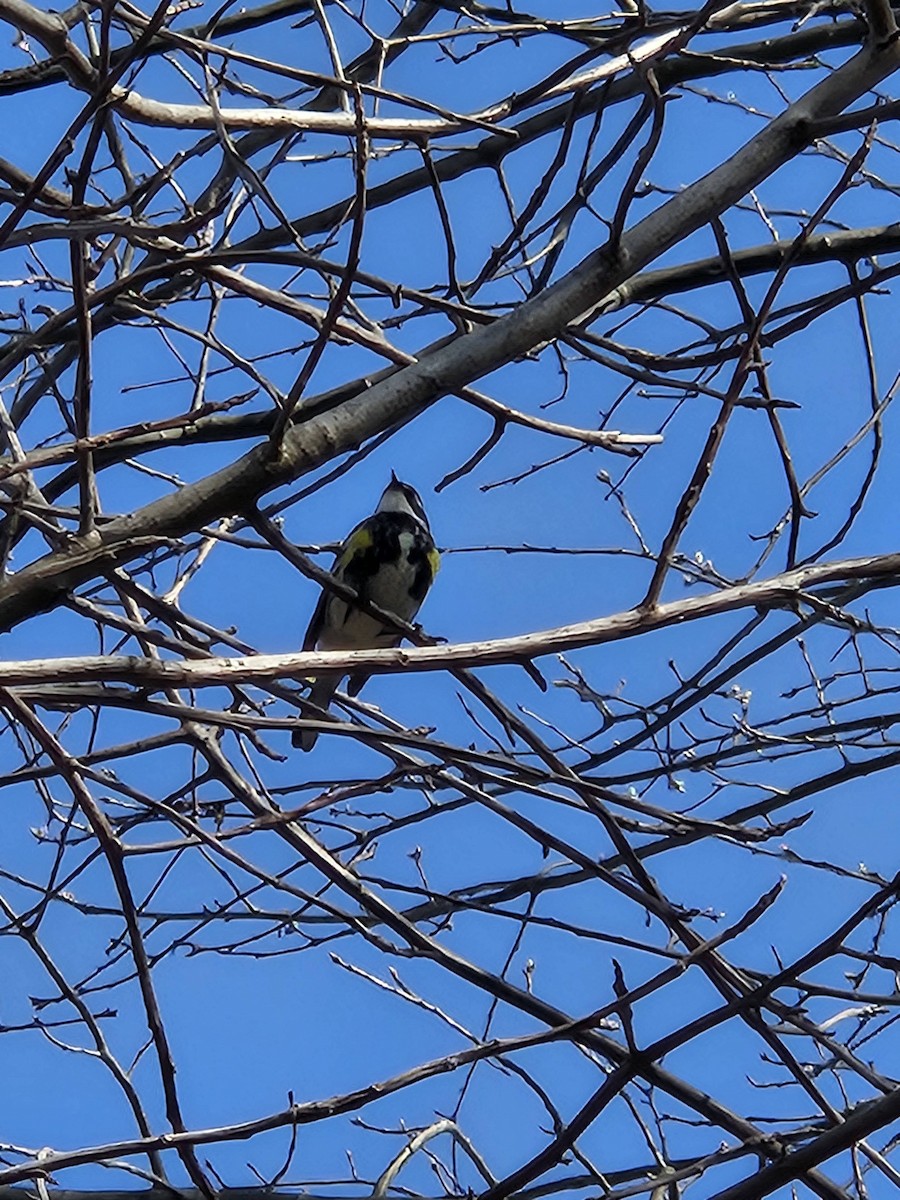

378,473,431,530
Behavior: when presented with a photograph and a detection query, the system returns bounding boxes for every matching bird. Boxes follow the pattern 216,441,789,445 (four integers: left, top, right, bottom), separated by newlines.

293,474,439,751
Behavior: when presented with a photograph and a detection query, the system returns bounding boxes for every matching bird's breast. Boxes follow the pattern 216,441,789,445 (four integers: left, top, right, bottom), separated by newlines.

320,531,430,650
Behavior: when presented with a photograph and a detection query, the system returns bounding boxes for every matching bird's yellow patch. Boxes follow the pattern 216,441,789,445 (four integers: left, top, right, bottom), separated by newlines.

338,526,374,567
428,547,441,576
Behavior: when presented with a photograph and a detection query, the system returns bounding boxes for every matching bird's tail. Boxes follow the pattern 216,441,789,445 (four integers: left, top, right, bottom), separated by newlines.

292,676,339,752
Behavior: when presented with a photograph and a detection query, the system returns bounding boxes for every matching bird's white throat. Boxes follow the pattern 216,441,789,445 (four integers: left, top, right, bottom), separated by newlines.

377,486,425,525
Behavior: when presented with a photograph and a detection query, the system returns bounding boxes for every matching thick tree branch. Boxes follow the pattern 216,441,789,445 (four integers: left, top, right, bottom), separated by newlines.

2,551,897,685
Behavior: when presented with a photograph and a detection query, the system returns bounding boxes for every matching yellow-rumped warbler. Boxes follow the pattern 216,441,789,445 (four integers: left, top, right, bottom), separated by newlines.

293,474,439,751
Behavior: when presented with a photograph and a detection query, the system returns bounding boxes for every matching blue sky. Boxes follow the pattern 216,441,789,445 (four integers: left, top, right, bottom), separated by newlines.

2,1,900,1197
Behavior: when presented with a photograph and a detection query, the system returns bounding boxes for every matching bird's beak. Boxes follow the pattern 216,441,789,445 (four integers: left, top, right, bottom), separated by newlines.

390,469,400,486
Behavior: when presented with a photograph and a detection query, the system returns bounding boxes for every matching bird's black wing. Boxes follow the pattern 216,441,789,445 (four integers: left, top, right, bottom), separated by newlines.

302,587,329,651
302,517,371,649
